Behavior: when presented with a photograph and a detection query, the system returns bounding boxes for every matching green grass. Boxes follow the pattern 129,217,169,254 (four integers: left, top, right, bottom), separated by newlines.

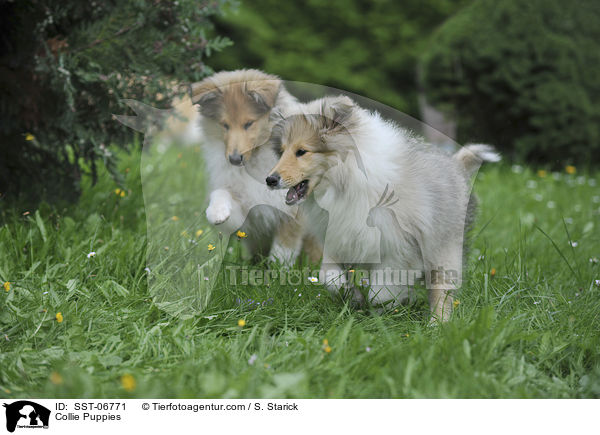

1,149,599,398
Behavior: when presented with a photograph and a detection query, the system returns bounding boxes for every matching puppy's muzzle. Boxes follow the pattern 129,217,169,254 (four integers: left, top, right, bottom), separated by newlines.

229,151,243,166
266,173,280,188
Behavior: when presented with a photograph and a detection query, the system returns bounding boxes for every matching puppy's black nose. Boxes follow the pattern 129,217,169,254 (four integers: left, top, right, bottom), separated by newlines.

266,173,280,187
229,152,243,166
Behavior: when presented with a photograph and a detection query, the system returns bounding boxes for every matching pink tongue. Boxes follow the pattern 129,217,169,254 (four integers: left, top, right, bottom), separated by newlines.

286,187,298,204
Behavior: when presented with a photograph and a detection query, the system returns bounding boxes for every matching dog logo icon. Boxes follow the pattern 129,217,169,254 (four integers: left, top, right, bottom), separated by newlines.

2,401,50,432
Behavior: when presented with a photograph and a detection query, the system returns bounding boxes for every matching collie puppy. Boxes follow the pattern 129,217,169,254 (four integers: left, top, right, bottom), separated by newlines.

192,69,317,263
266,95,499,321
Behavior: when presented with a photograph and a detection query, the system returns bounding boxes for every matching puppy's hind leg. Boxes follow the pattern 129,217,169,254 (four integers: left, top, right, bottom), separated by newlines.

428,288,454,324
427,241,463,323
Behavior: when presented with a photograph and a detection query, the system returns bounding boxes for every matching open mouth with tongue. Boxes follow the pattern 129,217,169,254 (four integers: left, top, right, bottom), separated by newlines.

285,180,309,205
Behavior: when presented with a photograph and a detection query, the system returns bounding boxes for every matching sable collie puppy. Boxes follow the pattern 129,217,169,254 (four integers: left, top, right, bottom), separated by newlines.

266,95,499,321
192,69,316,263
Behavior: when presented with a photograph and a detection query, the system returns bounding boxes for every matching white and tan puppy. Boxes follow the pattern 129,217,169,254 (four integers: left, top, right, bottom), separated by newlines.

192,69,317,263
266,95,499,320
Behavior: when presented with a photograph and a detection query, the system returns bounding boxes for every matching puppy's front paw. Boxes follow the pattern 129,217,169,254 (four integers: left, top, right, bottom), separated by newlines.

206,203,231,225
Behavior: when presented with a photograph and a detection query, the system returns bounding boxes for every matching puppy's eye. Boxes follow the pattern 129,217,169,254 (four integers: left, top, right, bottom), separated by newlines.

222,123,230,130
296,149,307,157
243,121,254,130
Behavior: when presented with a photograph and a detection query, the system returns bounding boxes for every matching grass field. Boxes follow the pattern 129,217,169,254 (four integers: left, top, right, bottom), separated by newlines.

1,147,599,399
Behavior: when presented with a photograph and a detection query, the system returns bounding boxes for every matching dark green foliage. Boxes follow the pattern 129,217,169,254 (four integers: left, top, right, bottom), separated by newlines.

0,0,232,206
420,0,600,165
210,0,470,116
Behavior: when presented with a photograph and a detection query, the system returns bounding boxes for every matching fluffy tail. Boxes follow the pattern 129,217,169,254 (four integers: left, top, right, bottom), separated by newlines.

454,144,501,176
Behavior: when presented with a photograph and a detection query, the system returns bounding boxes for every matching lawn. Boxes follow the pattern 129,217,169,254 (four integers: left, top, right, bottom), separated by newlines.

1,146,599,398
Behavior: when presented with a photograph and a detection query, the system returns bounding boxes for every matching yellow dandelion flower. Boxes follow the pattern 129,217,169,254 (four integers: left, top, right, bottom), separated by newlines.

236,230,247,239
3,281,10,292
404,333,410,338
238,319,246,327
537,170,547,178
50,371,63,385
453,299,461,308
195,229,204,237
491,268,496,277
207,244,215,251
120,190,126,197
120,374,136,392
115,188,122,195
25,133,35,141
565,165,576,175
177,153,183,159
322,338,329,346
171,216,179,221
55,312,63,323
324,345,332,353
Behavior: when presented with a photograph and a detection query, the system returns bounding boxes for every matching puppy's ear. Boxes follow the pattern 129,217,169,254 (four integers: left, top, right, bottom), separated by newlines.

245,78,281,114
268,121,285,157
319,95,355,135
318,96,363,169
191,79,222,119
